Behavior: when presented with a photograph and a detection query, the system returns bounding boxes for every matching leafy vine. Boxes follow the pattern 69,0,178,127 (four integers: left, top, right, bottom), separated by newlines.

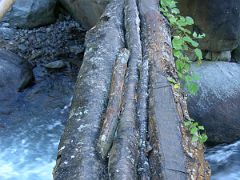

160,0,207,143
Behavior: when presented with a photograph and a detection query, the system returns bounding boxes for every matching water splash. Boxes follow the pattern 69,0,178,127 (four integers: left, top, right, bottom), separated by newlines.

206,140,240,180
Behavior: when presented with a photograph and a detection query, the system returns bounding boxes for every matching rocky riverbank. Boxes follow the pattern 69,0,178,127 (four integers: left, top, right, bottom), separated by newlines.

0,13,86,180
0,14,85,67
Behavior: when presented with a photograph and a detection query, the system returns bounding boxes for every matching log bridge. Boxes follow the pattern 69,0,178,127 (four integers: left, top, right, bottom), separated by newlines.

0,0,210,179
50,0,210,179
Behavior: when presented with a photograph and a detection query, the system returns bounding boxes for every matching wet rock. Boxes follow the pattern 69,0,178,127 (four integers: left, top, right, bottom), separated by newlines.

187,61,240,144
2,23,10,27
59,0,110,29
205,51,231,62
2,0,57,29
0,63,77,180
0,49,33,115
44,60,66,69
178,0,240,52
232,46,240,63
0,49,33,92
0,27,14,40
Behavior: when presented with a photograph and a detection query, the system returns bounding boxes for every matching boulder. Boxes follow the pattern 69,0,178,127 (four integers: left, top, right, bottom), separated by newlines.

178,0,240,52
232,46,240,63
187,61,240,144
0,49,33,93
59,0,110,29
2,0,57,28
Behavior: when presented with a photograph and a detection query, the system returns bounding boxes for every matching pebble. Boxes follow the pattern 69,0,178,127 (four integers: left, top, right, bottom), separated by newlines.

44,60,66,69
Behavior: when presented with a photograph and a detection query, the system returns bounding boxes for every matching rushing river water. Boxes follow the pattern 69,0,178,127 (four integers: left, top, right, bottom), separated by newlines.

0,66,76,180
206,140,240,180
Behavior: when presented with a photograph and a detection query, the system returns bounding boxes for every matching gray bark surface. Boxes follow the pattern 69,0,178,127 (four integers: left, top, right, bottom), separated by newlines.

53,0,210,179
97,48,129,159
108,0,141,179
138,0,187,179
53,0,125,179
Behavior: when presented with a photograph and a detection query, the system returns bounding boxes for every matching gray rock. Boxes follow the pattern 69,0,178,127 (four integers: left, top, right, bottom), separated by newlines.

44,60,66,69
178,0,240,52
232,46,240,63
69,45,84,54
0,27,14,40
187,61,240,144
59,0,110,29
2,0,57,29
0,49,33,97
205,51,231,62
2,23,10,27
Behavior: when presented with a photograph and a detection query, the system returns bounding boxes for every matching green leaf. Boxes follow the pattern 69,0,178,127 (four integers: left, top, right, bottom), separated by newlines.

176,59,185,71
193,32,198,38
172,36,184,50
183,36,199,47
167,77,177,84
169,16,177,24
198,126,205,130
187,82,199,95
190,127,198,135
173,50,183,58
171,8,180,14
184,121,192,127
177,17,187,26
185,16,194,25
199,134,208,144
174,83,180,89
185,75,193,82
192,135,198,142
194,48,203,60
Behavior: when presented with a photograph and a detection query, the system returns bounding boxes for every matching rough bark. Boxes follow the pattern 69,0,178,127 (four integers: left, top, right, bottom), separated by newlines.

97,48,130,159
138,0,210,179
0,0,15,19
136,2,150,180
54,0,210,179
53,0,125,179
108,0,141,179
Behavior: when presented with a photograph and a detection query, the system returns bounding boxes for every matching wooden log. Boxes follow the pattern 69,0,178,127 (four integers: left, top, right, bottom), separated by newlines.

138,0,210,179
53,0,125,179
108,0,141,179
97,48,130,159
137,50,150,180
0,0,14,20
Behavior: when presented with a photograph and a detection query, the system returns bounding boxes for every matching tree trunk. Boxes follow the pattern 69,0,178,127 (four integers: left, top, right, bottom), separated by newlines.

0,0,14,20
53,0,210,179
53,0,125,179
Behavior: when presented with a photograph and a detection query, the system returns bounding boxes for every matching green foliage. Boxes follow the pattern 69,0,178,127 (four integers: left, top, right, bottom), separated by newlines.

161,0,208,144
160,0,205,95
184,119,208,144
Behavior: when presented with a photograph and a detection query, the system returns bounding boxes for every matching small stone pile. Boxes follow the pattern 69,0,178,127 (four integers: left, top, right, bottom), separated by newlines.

0,15,85,66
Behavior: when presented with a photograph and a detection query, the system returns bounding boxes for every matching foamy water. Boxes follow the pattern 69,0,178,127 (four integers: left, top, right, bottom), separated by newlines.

0,114,65,180
206,140,240,180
